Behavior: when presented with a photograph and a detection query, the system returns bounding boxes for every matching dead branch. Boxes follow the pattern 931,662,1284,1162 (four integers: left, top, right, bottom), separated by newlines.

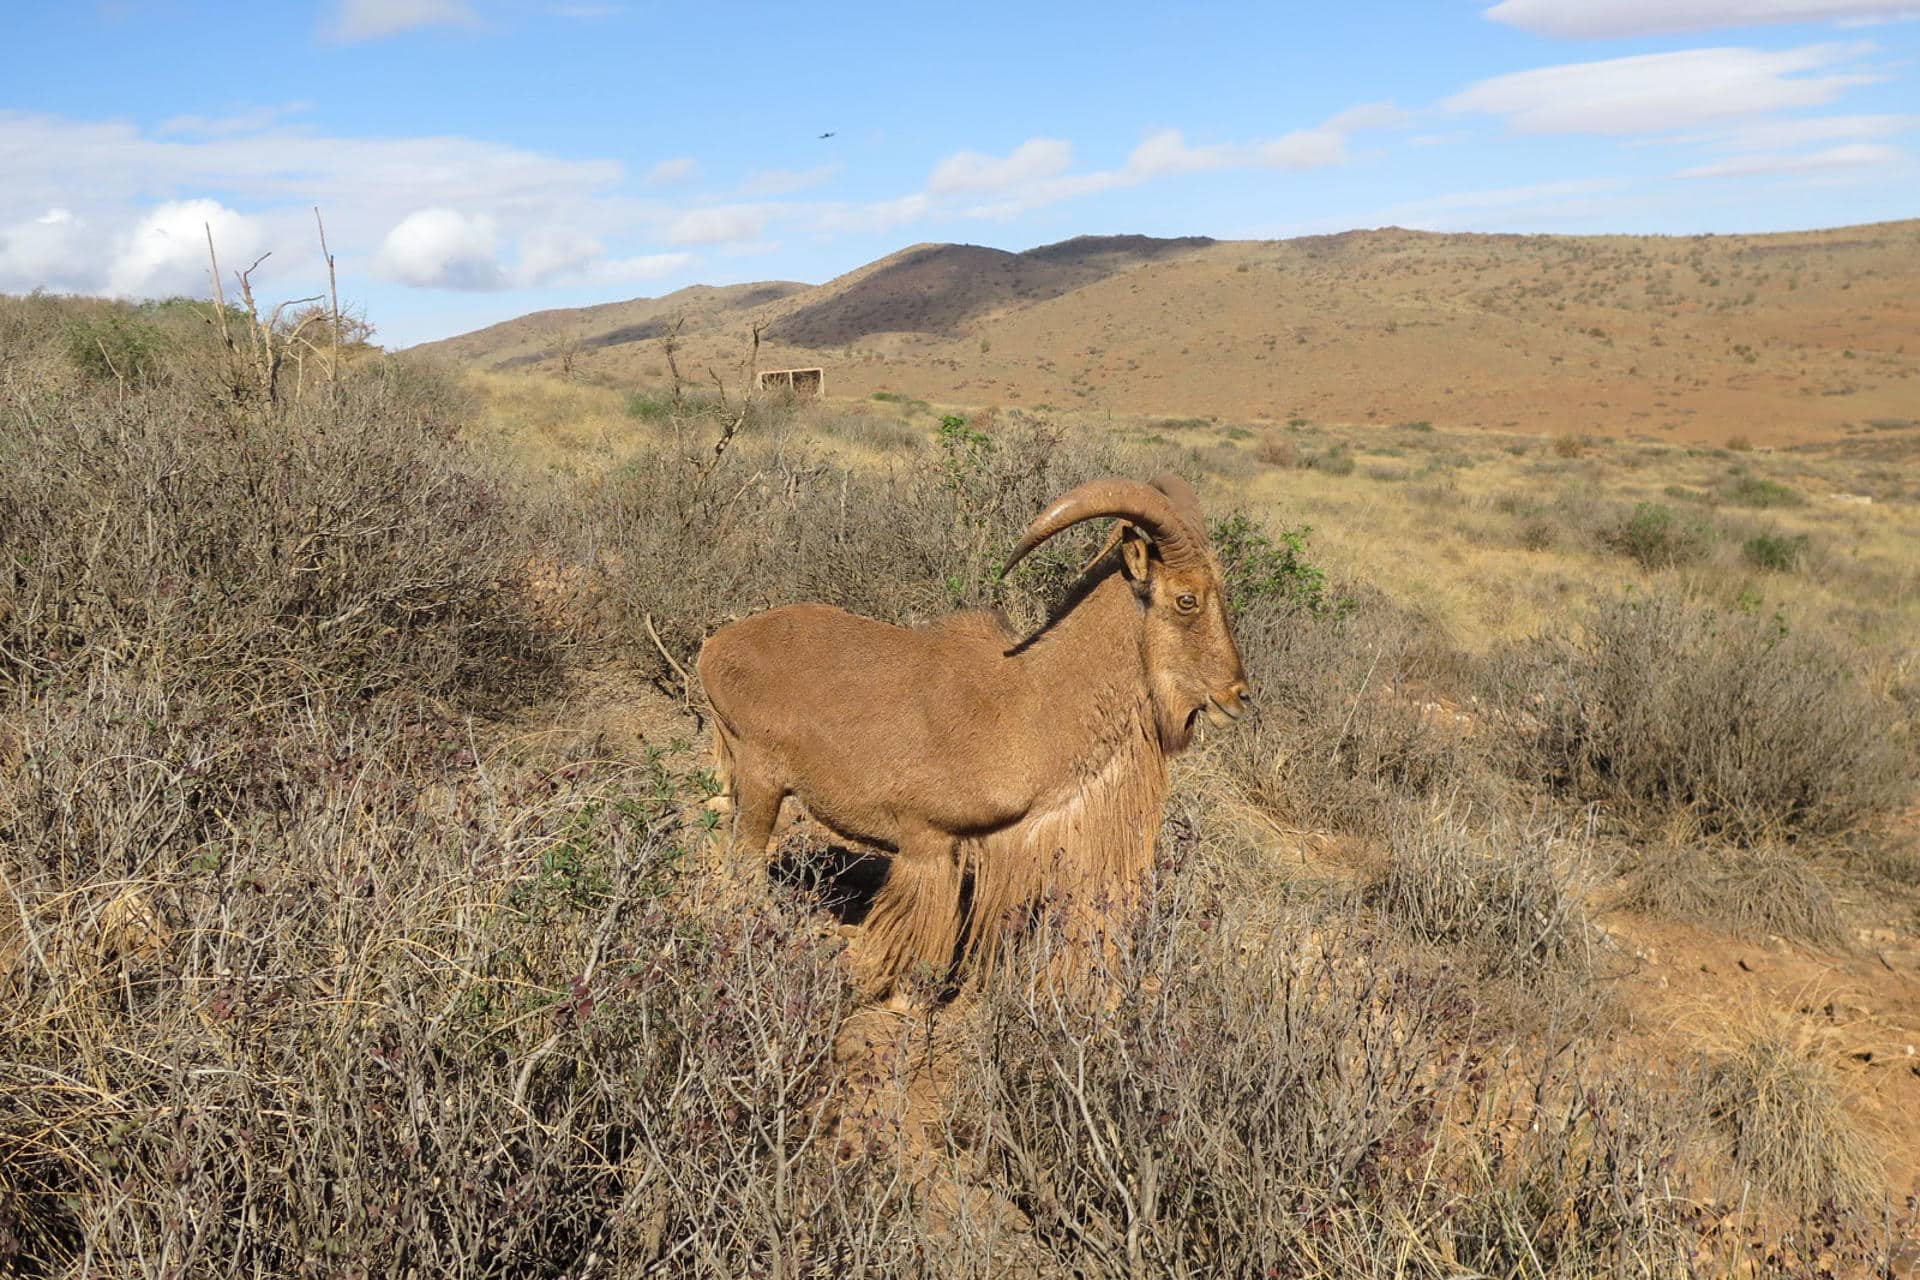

662,316,686,408
315,206,341,396
644,611,697,710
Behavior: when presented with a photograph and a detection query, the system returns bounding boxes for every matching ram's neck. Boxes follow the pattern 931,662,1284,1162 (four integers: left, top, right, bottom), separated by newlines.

964,574,1170,966
1013,571,1161,781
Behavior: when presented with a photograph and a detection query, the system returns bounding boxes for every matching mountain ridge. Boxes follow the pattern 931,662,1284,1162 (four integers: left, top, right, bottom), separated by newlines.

413,220,1920,445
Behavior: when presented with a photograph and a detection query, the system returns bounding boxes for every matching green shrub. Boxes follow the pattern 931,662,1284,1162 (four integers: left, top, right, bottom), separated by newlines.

1613,502,1711,569
1721,473,1805,508
1743,530,1811,572
1308,445,1355,475
64,311,172,387
624,389,671,420
1208,511,1333,617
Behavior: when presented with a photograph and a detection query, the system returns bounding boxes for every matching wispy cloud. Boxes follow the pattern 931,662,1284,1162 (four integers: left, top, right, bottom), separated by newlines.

1376,177,1634,229
1484,0,1920,39
323,0,478,44
158,101,314,138
645,157,697,186
665,205,767,246
1679,139,1904,174
1445,43,1882,135
928,138,1075,194
910,101,1407,222
738,164,839,197
1658,111,1918,148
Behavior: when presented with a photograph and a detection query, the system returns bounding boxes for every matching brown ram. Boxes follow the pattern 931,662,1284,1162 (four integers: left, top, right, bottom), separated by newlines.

695,474,1251,987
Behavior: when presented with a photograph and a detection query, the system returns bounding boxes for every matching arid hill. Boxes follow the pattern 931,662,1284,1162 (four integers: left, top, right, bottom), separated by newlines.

415,220,1920,446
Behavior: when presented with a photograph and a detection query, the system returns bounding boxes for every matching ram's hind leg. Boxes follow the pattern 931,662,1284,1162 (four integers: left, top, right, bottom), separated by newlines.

856,833,963,1000
731,777,786,862
706,721,785,871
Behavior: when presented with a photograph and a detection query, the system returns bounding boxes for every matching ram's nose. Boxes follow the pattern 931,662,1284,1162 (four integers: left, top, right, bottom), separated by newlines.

1207,683,1255,726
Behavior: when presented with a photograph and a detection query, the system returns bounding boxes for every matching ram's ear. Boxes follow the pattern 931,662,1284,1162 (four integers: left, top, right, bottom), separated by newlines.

1119,525,1153,585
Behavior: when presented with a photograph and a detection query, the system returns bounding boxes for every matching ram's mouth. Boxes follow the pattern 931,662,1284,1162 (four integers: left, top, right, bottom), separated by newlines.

1205,693,1246,728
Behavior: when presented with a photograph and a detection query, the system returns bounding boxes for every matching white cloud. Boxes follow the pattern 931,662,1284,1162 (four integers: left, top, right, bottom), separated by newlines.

0,208,92,293
324,0,478,42
1485,0,1920,38
814,193,931,235
738,164,839,196
1445,43,1882,135
645,157,697,185
1123,127,1346,176
910,102,1401,224
664,206,765,245
590,251,694,282
375,216,696,290
928,138,1074,193
107,199,263,298
1680,139,1904,174
0,110,675,296
1324,101,1414,132
0,111,624,220
376,209,504,290
158,101,314,138
1379,177,1631,228
514,225,604,285
1681,111,1918,147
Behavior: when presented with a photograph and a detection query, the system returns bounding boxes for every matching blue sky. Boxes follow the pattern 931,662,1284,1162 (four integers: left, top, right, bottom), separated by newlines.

2,1,1915,346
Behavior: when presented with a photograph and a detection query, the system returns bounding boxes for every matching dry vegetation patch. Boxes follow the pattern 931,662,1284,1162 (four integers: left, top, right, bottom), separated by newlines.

5,290,1920,1274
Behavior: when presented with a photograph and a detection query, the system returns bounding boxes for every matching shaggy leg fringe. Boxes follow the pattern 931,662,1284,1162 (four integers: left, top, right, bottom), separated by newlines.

856,848,963,996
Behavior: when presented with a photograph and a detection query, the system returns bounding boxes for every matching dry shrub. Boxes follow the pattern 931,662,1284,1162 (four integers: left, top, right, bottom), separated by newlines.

1702,1013,1880,1212
1227,587,1490,838
0,684,924,1276
1489,590,1910,844
945,866,1722,1277
1256,428,1299,467
954,880,1459,1276
574,410,1136,677
1368,799,1598,980
0,359,549,709
1618,843,1846,946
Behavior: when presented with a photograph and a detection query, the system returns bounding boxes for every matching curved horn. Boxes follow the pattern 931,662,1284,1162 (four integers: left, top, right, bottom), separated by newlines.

1149,472,1206,538
1002,477,1203,577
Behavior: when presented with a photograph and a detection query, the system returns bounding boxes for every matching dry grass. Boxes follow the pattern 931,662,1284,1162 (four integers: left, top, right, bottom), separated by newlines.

1618,843,1848,946
1368,799,1599,980
1701,1010,1882,1212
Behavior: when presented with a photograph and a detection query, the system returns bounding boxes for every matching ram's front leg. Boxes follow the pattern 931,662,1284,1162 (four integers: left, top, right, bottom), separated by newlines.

854,824,963,1001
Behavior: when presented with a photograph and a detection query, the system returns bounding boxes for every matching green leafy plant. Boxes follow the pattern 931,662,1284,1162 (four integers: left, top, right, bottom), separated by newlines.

1721,474,1805,508
1743,530,1811,572
1209,511,1334,617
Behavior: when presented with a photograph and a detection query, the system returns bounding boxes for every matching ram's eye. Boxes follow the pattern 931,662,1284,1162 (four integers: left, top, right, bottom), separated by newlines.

1176,593,1199,613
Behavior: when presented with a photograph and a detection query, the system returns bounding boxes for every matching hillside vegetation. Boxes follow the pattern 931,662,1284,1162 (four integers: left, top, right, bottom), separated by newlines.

417,220,1920,447
2,287,1919,1276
